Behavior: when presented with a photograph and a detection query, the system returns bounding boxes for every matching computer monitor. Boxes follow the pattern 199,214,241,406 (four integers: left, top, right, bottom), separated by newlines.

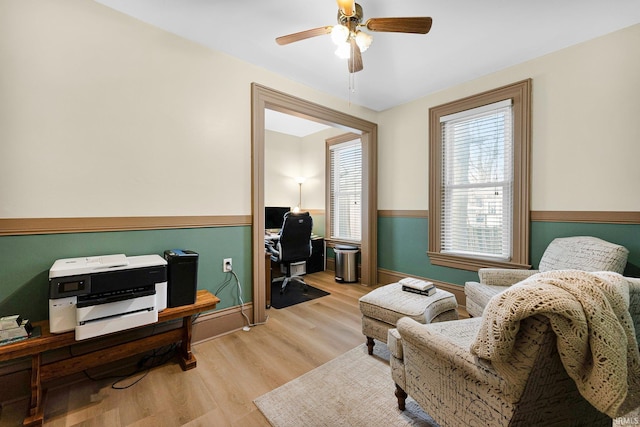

265,206,290,230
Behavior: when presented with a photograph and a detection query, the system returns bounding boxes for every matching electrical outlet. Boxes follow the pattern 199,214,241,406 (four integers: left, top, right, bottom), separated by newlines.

223,258,232,272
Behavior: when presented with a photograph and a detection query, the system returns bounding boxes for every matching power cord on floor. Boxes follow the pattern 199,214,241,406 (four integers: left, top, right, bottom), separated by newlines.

82,343,178,389
249,316,270,327
112,344,177,389
213,270,270,331
231,270,253,331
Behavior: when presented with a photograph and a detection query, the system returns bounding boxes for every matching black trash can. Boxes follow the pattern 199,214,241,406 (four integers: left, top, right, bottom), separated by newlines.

334,244,359,283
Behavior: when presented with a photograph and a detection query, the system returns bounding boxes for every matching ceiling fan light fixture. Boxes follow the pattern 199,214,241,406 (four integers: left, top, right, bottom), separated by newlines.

355,31,372,52
275,2,432,75
331,25,350,45
334,41,351,59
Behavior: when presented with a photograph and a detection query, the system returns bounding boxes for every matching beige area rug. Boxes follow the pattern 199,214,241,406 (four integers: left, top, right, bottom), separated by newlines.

254,342,439,427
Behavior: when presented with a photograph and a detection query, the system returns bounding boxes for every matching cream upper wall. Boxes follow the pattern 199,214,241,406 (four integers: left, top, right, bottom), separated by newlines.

264,127,341,211
2,1,638,218
0,0,376,218
264,130,302,209
378,24,640,211
300,127,344,210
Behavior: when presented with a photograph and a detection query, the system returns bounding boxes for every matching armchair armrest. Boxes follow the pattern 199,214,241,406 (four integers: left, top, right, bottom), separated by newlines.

396,317,506,391
627,276,640,344
397,315,551,404
478,268,540,286
627,276,640,293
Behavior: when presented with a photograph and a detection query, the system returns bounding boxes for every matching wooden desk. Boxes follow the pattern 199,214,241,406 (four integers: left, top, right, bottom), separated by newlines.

0,290,219,426
265,251,272,308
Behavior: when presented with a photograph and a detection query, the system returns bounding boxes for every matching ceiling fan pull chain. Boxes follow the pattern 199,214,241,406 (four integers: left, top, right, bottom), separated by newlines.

347,71,352,106
350,69,356,94
348,44,356,106
348,68,357,106
349,39,356,98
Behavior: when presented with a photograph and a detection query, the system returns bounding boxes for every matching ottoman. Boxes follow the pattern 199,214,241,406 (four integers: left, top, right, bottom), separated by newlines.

359,282,459,355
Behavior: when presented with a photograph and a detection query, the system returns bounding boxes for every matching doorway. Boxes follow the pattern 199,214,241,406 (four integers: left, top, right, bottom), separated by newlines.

251,83,378,323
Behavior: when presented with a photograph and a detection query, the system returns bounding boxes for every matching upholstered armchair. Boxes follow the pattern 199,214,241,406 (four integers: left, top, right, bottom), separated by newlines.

464,236,629,317
389,272,640,427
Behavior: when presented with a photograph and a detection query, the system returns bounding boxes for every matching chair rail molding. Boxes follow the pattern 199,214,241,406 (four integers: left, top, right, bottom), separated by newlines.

0,216,251,236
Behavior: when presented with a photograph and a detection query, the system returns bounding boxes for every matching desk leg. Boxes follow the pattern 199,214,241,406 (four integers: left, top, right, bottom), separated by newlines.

265,252,272,308
23,353,44,426
178,315,197,370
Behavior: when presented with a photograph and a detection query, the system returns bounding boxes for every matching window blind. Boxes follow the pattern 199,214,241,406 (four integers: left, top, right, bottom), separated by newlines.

329,139,362,242
440,100,513,260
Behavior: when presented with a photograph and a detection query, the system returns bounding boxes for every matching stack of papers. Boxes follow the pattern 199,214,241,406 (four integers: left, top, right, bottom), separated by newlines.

0,315,34,345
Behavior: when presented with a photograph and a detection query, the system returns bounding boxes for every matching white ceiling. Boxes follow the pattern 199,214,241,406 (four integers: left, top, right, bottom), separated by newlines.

264,109,332,137
95,0,640,112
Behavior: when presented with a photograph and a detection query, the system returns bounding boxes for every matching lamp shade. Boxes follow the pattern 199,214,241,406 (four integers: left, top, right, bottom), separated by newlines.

331,25,349,45
355,31,372,52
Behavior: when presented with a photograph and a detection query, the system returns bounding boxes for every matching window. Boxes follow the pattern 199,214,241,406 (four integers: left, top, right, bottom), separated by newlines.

441,100,513,259
327,134,362,242
428,80,531,271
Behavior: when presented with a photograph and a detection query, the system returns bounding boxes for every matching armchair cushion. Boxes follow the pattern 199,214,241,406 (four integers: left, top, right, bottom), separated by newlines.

538,236,628,273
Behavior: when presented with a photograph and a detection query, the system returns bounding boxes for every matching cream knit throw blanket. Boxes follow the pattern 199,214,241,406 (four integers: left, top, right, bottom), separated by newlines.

470,270,640,418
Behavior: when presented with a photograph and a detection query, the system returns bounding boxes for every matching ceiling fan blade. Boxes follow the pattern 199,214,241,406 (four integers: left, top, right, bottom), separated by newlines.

364,17,433,34
348,39,363,73
276,26,333,45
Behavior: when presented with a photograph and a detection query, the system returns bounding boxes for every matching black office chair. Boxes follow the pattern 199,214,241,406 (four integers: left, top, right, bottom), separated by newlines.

268,211,313,294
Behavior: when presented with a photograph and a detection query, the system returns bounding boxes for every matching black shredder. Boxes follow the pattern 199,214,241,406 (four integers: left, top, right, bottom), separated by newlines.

163,249,198,307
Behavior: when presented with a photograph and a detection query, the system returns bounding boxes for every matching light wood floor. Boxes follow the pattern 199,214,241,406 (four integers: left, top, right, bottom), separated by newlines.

1,271,376,427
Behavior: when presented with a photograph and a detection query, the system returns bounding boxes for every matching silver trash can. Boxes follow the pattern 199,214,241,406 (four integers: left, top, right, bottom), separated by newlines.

334,244,359,283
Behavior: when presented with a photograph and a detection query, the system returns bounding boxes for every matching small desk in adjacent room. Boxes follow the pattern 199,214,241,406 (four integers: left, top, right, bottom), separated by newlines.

307,237,325,273
265,251,272,308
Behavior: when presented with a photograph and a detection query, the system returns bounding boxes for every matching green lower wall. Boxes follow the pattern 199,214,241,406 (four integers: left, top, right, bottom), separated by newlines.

3,217,637,322
311,213,325,237
377,217,478,285
530,221,640,277
378,216,640,285
0,226,252,322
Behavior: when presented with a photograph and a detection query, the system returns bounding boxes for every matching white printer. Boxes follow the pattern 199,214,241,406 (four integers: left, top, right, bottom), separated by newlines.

48,254,167,340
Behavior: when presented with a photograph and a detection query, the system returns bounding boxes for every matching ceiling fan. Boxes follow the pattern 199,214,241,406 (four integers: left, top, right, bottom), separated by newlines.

275,0,432,73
